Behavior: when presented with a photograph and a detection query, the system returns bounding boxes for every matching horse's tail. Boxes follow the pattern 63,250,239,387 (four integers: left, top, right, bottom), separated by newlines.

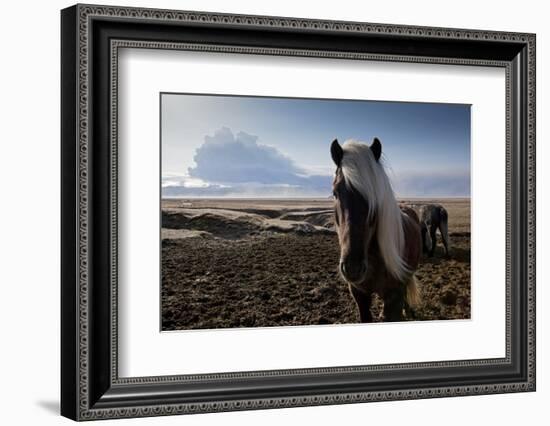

438,206,450,254
405,274,421,308
438,206,448,223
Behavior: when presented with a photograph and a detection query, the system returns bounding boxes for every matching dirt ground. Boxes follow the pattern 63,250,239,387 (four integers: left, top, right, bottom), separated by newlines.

161,198,470,330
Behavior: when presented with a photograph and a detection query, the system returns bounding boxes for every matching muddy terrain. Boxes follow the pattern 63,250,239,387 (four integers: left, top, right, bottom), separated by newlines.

161,198,470,330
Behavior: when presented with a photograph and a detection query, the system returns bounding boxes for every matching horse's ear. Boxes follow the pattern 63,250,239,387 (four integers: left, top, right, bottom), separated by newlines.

331,139,343,167
371,137,382,162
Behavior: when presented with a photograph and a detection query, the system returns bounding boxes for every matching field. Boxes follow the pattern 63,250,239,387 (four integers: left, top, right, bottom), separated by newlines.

161,198,470,331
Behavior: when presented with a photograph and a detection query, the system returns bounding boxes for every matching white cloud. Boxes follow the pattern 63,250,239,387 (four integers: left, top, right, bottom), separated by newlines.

165,127,332,197
188,127,312,185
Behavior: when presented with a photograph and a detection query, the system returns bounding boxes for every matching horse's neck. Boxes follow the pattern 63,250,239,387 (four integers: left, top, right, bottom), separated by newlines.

365,208,406,264
365,227,383,263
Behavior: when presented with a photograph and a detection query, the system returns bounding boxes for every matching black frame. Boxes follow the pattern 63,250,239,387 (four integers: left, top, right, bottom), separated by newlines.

61,4,536,421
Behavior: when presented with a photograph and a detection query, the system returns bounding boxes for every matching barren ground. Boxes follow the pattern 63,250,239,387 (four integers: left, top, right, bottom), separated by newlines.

161,198,470,330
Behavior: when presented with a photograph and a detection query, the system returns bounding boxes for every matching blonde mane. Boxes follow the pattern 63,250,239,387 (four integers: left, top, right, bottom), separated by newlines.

340,140,409,281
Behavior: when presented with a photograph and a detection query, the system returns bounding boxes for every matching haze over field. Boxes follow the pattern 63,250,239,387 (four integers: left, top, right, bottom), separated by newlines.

161,94,471,199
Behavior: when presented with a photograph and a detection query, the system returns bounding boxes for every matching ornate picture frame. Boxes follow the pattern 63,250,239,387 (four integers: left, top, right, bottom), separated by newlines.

61,4,535,421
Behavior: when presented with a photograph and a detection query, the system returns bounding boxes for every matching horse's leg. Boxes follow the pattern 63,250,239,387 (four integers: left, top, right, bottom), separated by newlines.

439,221,450,256
421,225,430,254
383,287,405,322
429,224,438,257
404,302,417,320
349,285,373,323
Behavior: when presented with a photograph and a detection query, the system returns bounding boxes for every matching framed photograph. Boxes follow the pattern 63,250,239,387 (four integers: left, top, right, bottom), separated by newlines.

61,4,536,421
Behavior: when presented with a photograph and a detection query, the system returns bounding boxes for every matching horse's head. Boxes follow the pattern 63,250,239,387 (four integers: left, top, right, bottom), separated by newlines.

330,138,382,284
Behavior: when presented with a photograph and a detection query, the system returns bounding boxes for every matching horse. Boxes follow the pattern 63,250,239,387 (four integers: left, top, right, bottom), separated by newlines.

419,204,450,257
330,138,421,322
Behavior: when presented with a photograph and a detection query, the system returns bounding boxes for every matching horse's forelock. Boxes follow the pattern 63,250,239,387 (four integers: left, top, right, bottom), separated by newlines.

340,141,380,220
339,140,409,281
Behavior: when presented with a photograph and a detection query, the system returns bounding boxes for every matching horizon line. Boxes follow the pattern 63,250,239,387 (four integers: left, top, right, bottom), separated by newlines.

161,195,472,200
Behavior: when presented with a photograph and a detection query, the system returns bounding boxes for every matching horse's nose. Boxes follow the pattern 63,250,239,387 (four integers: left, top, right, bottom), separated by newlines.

340,259,367,282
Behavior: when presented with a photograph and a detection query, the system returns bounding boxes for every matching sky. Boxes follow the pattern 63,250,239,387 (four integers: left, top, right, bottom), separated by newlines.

161,93,471,198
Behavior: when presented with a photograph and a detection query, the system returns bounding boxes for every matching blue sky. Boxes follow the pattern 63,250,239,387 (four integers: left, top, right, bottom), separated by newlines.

161,93,470,198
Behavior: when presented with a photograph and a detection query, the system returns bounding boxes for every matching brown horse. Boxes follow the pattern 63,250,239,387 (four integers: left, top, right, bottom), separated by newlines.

331,138,421,322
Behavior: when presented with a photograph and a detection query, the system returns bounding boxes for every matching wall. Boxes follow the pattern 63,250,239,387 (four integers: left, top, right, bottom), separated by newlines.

0,0,546,424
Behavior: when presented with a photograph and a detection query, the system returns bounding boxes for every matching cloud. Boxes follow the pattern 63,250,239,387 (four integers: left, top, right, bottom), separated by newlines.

162,174,212,189
177,127,332,197
188,127,307,184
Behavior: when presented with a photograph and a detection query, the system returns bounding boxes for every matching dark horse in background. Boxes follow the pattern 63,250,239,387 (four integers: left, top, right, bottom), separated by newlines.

331,138,421,322
419,204,450,257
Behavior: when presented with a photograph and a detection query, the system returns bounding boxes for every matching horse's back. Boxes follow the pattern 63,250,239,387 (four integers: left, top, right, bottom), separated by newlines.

420,203,447,226
400,205,420,224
